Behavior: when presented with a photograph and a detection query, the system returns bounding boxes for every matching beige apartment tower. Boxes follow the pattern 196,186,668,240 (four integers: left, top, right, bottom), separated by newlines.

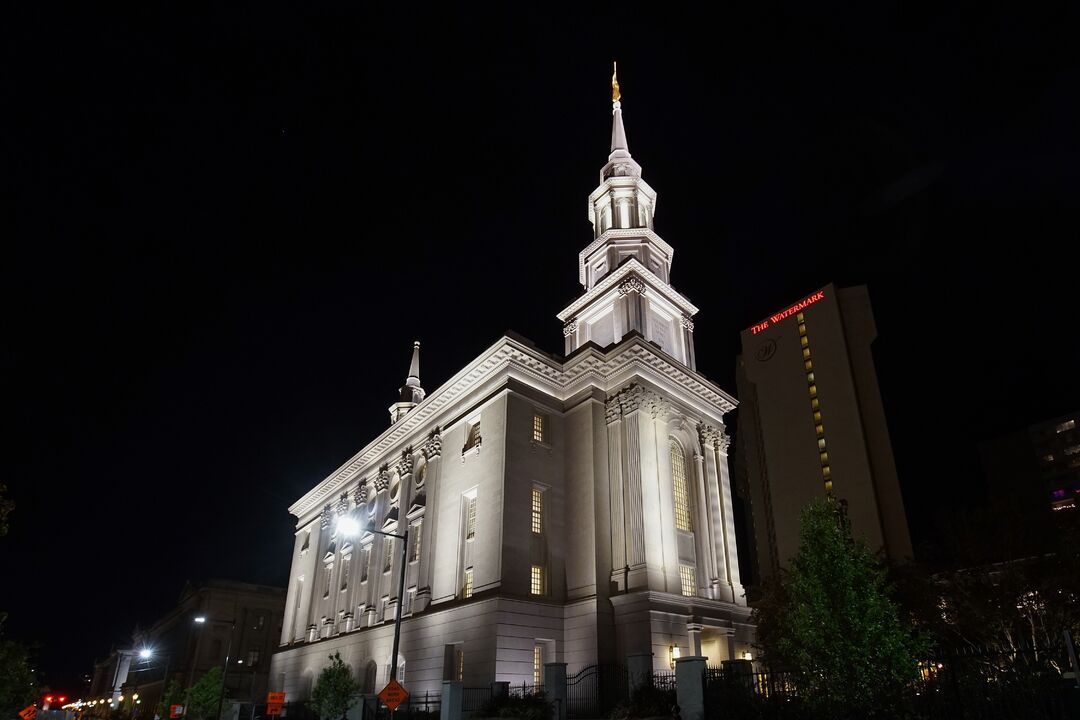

735,284,912,585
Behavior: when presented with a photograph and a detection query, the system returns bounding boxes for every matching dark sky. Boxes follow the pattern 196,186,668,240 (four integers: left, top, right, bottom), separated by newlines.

4,1,1079,694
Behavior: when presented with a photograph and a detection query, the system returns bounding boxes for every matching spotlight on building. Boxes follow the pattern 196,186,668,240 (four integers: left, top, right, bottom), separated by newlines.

194,616,207,623
139,648,152,659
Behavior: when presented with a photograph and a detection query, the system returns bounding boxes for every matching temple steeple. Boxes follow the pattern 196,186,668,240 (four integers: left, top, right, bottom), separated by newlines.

558,67,698,369
389,341,425,424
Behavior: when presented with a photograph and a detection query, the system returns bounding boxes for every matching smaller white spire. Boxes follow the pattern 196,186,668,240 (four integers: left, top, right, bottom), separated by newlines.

389,341,425,424
405,341,421,388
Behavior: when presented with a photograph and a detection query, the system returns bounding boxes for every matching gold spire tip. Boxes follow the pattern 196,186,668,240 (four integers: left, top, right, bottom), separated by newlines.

612,61,621,103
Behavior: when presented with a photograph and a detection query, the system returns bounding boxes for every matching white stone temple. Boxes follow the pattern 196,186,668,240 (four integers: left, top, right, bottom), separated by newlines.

269,73,753,699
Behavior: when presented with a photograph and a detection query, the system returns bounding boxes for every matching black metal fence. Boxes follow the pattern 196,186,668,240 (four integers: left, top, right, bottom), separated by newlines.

357,692,441,720
565,664,629,719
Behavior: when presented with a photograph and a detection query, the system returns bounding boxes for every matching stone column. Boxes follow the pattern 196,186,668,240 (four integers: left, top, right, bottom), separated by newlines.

626,653,654,695
714,431,743,595
691,451,718,598
686,623,703,658
606,397,628,591
417,429,442,612
440,681,462,720
544,663,567,720
674,656,707,720
698,425,733,602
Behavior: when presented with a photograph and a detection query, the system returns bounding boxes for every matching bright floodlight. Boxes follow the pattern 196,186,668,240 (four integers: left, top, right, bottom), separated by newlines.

194,616,207,623
336,516,361,537
139,648,152,659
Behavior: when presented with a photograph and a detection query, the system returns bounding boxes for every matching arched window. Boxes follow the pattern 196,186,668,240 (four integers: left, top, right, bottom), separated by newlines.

362,660,377,694
670,440,692,532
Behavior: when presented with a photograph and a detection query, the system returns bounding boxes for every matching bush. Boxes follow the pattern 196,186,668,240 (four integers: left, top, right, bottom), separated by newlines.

479,691,553,720
608,683,676,720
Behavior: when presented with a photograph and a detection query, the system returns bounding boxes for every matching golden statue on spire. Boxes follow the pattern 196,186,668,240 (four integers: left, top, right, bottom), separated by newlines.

612,61,621,103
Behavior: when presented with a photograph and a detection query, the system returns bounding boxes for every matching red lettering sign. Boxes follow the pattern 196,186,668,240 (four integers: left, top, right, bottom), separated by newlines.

748,290,825,333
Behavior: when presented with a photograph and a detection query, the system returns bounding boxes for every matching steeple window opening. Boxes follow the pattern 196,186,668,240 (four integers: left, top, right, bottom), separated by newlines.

463,567,474,599
671,440,693,533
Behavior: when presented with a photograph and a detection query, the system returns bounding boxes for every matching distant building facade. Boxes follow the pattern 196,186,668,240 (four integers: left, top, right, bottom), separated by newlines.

270,87,751,699
980,410,1080,520
85,580,285,716
735,284,912,587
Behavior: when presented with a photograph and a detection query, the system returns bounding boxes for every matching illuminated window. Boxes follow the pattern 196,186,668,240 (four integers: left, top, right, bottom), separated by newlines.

383,538,393,572
798,323,807,335
813,411,822,424
531,488,543,534
815,424,825,438
533,645,544,685
820,451,829,465
340,555,350,591
817,438,826,451
1055,420,1076,433
807,372,816,384
466,496,477,539
679,565,696,597
410,522,422,562
808,384,818,398
796,312,805,323
804,359,813,371
532,413,546,443
463,419,482,453
671,440,692,532
800,336,809,348
463,567,474,598
456,647,465,681
802,348,811,360
531,565,545,595
811,398,820,411
822,465,831,480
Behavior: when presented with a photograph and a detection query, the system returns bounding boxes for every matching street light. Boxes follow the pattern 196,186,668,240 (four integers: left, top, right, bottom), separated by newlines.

338,515,409,682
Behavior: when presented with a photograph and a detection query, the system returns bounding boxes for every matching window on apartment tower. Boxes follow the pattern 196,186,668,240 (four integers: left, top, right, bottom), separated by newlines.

531,488,543,534
679,564,696,598
670,440,692,532
247,650,260,666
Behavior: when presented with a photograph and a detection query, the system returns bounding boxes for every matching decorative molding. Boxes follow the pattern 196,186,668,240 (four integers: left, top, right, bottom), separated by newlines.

289,334,735,520
396,447,414,477
562,319,578,337
374,466,390,493
618,277,646,296
558,258,698,321
681,315,695,331
336,492,349,516
320,505,332,529
698,423,720,451
608,383,667,421
422,427,442,459
353,481,368,506
717,430,732,454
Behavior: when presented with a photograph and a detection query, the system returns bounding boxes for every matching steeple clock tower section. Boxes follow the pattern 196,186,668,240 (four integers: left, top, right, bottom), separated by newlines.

558,67,699,369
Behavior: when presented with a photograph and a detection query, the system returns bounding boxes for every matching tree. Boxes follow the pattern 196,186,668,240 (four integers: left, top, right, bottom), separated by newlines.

310,652,361,720
157,680,186,720
0,616,36,719
753,498,926,719
0,483,13,536
185,667,223,720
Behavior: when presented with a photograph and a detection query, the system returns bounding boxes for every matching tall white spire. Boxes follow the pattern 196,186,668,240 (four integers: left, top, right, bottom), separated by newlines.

389,341,425,424
558,66,698,370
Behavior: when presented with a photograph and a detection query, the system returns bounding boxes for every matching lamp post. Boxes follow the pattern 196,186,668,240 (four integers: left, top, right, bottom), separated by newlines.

131,649,171,719
194,615,236,720
338,515,409,682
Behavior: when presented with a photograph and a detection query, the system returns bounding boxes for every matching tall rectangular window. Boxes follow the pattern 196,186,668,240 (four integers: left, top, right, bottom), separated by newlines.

323,565,332,598
530,565,544,596
463,567,474,599
679,564,696,598
670,440,692,532
410,522,422,562
531,489,543,534
466,496,478,539
533,645,543,686
383,538,393,572
532,413,545,443
463,420,482,453
340,555,351,591
360,547,369,582
456,647,465,682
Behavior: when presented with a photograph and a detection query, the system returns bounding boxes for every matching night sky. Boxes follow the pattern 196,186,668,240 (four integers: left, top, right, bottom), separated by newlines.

4,2,1079,694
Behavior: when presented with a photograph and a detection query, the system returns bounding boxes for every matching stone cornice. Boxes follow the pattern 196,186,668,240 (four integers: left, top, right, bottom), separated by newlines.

557,258,698,322
577,228,674,286
289,334,735,523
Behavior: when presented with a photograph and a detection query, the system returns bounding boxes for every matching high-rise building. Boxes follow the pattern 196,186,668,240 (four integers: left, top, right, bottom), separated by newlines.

269,78,752,698
735,284,912,586
981,411,1080,519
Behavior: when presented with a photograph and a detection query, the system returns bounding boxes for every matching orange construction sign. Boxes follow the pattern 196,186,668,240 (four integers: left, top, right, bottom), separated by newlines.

266,693,285,705
378,679,409,711
169,705,184,719
19,707,37,720
266,705,283,717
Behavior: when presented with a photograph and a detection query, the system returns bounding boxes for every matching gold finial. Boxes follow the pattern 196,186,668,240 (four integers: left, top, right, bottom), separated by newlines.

612,61,621,103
